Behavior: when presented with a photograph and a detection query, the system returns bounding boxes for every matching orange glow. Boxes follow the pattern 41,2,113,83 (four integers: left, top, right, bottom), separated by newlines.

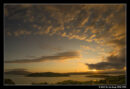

124,67,126,70
87,69,98,73
91,69,97,72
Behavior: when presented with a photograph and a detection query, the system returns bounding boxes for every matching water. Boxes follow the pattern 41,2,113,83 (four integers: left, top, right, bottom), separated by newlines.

4,74,105,85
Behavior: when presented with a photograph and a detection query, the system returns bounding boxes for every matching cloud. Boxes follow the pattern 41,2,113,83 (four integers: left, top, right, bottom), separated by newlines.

44,26,52,34
58,31,88,42
13,29,32,36
34,26,52,35
86,48,126,70
6,32,12,36
5,5,126,45
80,17,89,26
5,51,81,63
107,38,126,48
85,18,126,70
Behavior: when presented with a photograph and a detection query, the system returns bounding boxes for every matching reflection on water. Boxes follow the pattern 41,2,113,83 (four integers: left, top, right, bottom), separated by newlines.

4,74,104,85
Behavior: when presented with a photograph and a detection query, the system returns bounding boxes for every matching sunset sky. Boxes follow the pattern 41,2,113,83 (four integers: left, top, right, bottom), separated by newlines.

4,4,126,73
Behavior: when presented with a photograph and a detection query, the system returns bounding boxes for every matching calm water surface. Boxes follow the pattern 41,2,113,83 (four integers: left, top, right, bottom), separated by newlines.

4,74,105,85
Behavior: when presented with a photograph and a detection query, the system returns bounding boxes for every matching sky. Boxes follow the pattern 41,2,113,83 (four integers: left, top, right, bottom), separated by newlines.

4,4,126,73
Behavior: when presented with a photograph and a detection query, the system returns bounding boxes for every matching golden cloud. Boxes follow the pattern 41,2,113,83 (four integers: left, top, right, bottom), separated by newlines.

5,51,81,63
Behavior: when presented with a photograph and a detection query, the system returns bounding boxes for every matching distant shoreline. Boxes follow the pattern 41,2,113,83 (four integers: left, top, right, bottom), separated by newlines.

26,72,70,77
5,71,125,77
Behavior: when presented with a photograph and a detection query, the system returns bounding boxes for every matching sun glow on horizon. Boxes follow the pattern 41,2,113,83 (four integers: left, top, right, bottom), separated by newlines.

87,69,98,73
91,69,97,72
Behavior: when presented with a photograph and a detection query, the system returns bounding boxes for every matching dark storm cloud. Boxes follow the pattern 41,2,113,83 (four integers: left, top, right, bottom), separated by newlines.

86,48,126,70
5,51,80,63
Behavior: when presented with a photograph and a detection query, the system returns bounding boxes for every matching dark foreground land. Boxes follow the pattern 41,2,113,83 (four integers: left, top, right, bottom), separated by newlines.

56,75,126,85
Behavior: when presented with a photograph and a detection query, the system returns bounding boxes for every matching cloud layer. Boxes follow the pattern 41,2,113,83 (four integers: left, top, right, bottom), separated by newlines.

5,5,126,44
4,5,126,71
86,47,126,70
5,51,80,63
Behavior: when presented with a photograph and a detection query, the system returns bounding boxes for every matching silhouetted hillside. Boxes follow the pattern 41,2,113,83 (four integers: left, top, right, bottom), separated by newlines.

26,70,126,77
27,72,70,77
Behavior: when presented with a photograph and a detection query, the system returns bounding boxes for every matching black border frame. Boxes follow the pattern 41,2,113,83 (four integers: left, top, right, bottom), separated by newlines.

1,0,128,88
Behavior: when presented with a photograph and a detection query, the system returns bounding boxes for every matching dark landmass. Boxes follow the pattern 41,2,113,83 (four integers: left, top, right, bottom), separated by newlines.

57,75,126,85
5,70,31,75
26,71,125,77
86,75,115,78
4,79,15,85
27,72,70,77
32,82,48,85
